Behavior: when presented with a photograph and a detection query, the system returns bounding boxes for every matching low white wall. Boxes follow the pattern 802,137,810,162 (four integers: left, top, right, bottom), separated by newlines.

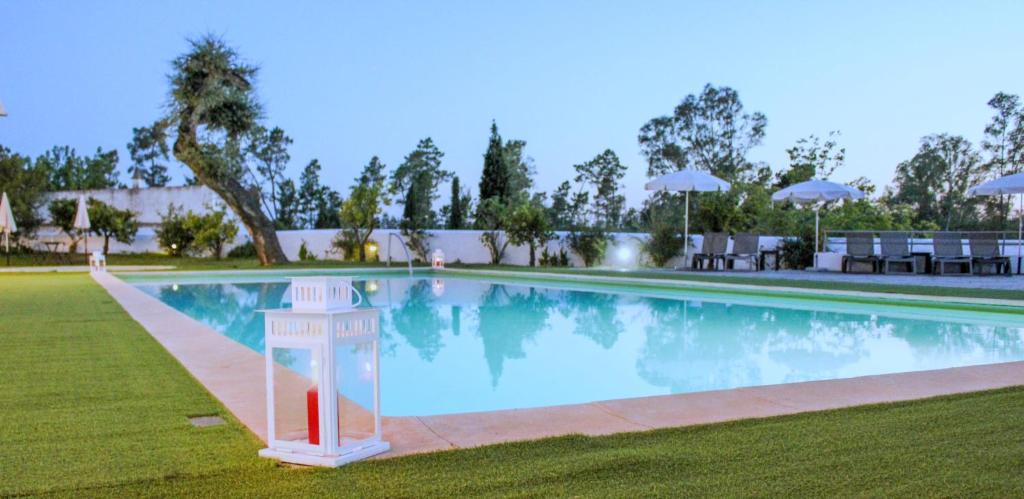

25,222,784,269
278,229,785,268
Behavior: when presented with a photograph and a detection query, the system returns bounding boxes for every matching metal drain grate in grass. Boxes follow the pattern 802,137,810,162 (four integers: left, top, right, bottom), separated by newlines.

189,415,226,428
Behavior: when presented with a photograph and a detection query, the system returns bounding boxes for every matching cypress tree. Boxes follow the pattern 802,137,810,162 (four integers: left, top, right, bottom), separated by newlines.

448,176,464,229
478,121,508,203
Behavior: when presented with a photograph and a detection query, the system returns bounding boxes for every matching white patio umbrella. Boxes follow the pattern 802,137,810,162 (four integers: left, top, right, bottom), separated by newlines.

772,179,865,270
73,195,91,255
0,192,17,265
645,169,731,265
968,172,1024,273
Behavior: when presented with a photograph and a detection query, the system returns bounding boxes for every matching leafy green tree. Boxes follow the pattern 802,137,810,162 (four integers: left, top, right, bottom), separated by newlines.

162,36,287,264
476,197,511,264
297,160,319,228
392,137,451,229
87,199,139,255
642,223,685,267
776,132,845,188
247,126,293,221
314,188,342,229
0,146,49,241
546,181,573,229
506,200,554,267
339,156,389,261
275,178,299,229
573,149,627,228
890,134,982,230
638,84,766,181
36,146,121,190
127,123,171,187
981,92,1024,227
185,206,239,259
47,198,84,251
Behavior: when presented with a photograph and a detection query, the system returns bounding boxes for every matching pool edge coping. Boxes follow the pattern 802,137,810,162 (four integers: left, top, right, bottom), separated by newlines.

91,269,1024,460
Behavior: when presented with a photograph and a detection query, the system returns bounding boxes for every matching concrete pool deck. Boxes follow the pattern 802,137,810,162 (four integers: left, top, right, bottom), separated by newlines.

92,270,1024,459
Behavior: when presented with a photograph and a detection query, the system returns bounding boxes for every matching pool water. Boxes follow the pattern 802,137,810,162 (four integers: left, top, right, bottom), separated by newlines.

133,274,1024,416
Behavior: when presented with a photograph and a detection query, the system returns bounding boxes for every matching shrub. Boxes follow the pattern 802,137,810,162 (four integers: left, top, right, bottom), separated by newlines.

298,240,317,261
567,226,609,267
779,236,814,269
226,241,257,258
155,205,193,257
185,207,238,259
642,224,685,267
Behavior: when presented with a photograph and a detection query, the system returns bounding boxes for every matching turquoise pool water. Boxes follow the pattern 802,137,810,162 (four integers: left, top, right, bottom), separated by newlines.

131,272,1024,416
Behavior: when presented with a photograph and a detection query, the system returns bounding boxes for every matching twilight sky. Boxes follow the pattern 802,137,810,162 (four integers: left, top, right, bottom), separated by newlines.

1,0,1022,211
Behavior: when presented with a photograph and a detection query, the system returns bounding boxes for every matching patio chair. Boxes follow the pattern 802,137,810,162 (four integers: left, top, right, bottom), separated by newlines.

691,232,727,270
879,232,917,274
841,233,879,273
968,232,1011,275
723,233,760,271
932,232,972,275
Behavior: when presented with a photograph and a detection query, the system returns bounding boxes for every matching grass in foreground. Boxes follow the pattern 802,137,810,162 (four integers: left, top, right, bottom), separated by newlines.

1,273,1023,497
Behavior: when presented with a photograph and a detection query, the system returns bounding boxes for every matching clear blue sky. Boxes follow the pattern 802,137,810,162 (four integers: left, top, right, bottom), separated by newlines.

2,1,1022,211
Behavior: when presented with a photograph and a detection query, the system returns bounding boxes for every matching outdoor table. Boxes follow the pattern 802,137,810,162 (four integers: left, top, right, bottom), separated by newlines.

759,249,779,271
910,252,932,274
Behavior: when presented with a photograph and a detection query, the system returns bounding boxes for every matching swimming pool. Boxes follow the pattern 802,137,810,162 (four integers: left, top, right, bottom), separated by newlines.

127,271,1024,416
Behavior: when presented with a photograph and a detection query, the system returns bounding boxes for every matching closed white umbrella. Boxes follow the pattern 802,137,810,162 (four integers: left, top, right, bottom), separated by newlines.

0,192,16,265
73,195,91,255
772,179,865,270
968,172,1024,273
645,169,731,266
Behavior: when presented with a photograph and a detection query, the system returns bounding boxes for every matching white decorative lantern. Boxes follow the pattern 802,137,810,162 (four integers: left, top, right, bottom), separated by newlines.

259,276,389,467
432,249,445,269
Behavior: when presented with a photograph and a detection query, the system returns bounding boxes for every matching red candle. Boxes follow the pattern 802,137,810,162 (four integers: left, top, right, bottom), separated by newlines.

306,385,320,445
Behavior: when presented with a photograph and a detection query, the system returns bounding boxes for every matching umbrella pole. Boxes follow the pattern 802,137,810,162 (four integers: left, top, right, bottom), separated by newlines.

814,206,820,270
1018,194,1022,275
684,190,690,269
4,231,8,266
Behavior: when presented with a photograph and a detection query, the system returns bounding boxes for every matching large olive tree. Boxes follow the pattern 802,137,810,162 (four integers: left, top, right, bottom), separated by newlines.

164,36,287,264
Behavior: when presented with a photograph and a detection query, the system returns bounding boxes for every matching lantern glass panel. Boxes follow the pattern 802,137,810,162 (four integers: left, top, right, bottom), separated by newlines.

334,342,376,447
271,346,320,446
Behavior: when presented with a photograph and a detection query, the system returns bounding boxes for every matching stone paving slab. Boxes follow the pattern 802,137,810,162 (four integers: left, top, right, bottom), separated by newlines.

92,271,1024,462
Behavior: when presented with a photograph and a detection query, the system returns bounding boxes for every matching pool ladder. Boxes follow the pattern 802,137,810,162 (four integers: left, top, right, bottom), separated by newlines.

385,232,414,277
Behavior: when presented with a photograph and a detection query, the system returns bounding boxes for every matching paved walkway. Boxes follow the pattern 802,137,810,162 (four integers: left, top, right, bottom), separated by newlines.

648,269,1024,291
92,270,1024,460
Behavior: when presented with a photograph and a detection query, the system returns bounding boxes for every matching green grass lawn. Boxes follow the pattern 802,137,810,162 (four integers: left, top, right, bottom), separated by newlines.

2,273,1024,497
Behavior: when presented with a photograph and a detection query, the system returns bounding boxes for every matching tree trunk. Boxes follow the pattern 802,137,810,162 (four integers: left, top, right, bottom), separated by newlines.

103,235,110,255
529,244,536,267
174,122,288,265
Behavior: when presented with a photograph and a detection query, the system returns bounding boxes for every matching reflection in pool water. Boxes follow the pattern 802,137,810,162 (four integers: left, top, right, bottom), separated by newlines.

137,277,1024,416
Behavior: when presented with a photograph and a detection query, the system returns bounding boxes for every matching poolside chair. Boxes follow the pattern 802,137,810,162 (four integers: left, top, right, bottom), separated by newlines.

691,232,727,270
879,232,917,274
723,233,760,271
841,233,879,273
968,232,1011,275
932,232,972,275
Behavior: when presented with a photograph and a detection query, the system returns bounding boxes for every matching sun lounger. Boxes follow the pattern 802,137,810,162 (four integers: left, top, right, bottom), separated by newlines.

932,232,972,275
723,233,760,271
968,233,1010,275
841,233,879,273
692,232,727,270
879,232,917,274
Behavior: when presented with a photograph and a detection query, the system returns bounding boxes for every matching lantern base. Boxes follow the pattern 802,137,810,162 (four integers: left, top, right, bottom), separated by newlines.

259,441,391,467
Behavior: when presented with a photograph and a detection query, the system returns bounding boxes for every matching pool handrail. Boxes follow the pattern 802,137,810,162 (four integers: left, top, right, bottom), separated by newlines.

386,232,414,277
